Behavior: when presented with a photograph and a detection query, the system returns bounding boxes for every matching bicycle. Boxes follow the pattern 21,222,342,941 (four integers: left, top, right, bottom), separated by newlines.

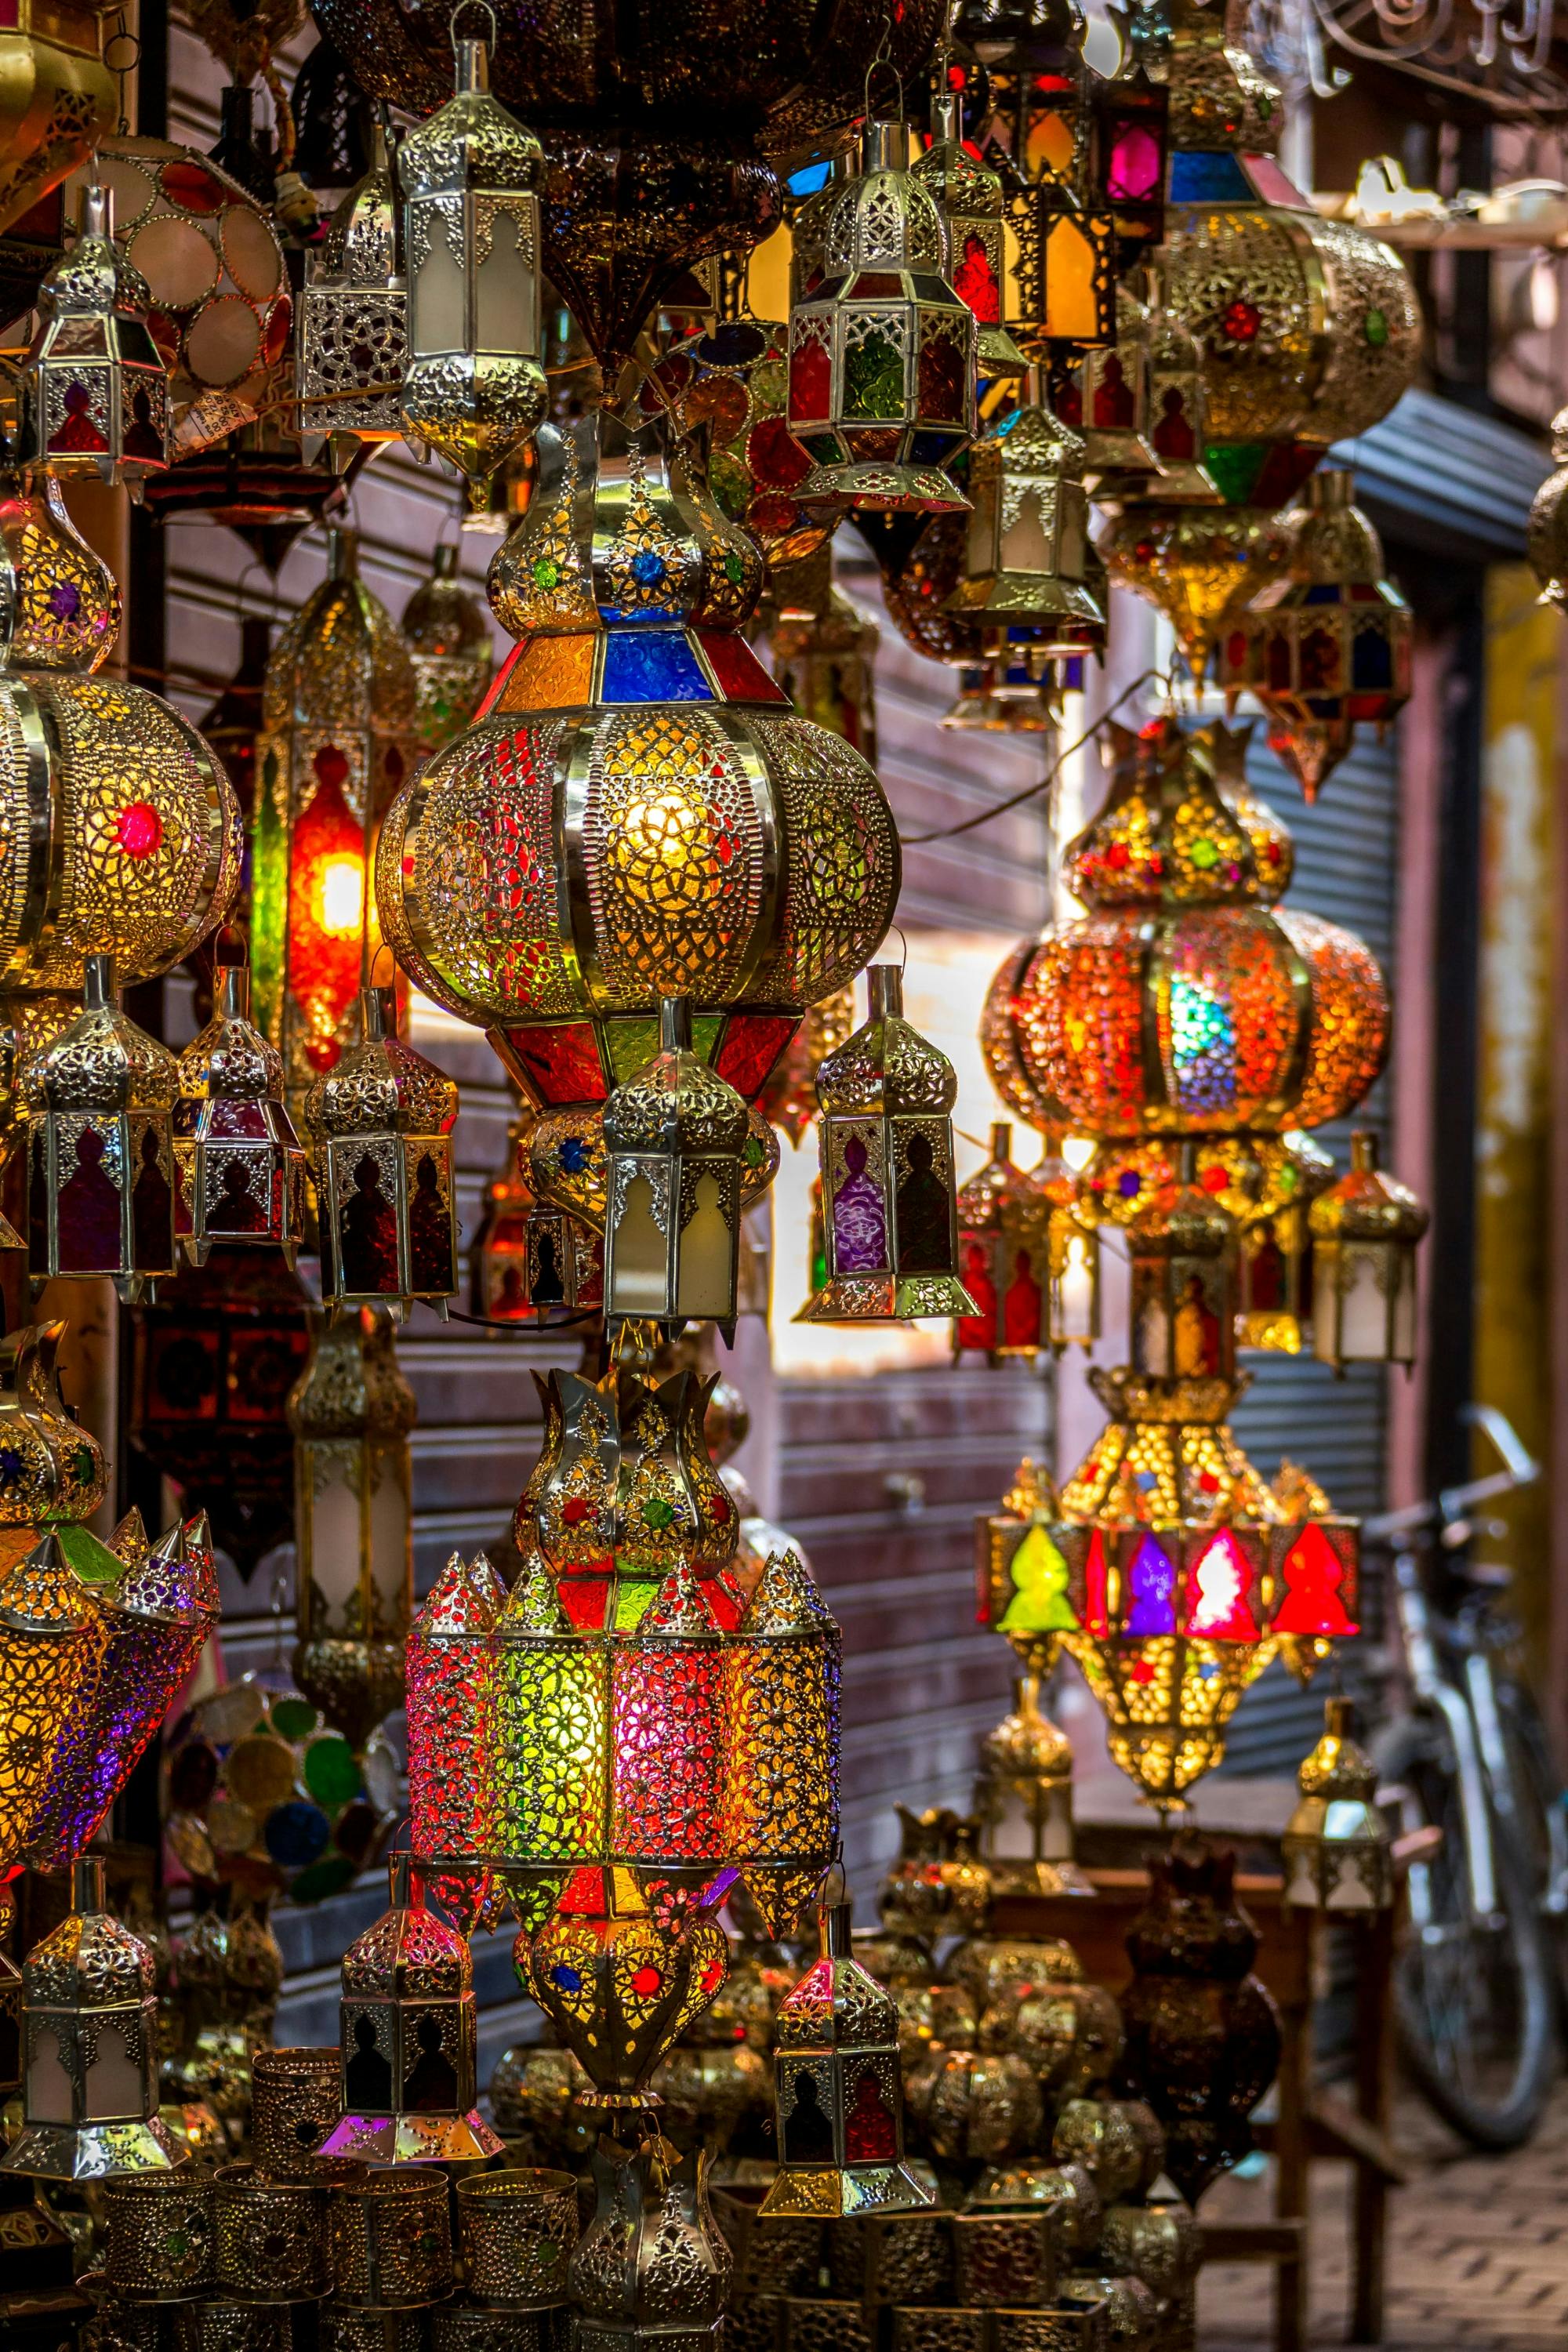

1364,1403,1563,2151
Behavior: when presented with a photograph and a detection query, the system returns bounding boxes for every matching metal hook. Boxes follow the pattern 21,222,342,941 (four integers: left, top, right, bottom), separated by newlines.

450,0,499,53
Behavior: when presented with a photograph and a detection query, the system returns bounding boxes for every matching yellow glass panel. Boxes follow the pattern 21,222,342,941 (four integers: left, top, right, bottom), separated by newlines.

497,633,597,713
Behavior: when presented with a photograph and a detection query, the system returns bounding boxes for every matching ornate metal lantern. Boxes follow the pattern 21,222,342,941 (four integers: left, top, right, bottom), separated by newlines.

14,180,169,491
571,2137,731,2352
802,966,974,1325
954,1122,1032,1359
1023,1136,1102,1352
723,1545,842,1936
398,25,548,509
0,1317,107,1539
1217,470,1413,802
173,955,307,1266
1127,1146,1235,1385
0,1527,98,1872
252,527,420,1102
786,118,977,515
472,1109,534,1319
1281,1697,1393,1911
913,92,1029,377
318,1851,505,2165
289,1305,416,1749
977,1457,1069,1680
1120,253,1221,503
520,1879,731,2109
642,310,833,571
1268,1473,1361,1679
760,1889,932,2218
1308,1131,1427,1372
406,1548,505,1932
297,123,407,458
26,953,178,1299
604,996,750,1340
401,543,495,754
1074,289,1155,487
0,2,117,236
945,390,1106,660
2,1853,183,2180
1094,63,1170,270
303,984,460,1318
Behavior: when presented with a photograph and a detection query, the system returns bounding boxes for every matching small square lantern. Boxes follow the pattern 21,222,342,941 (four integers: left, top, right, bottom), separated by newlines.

913,95,1029,378
944,393,1106,659
604,996,750,1341
1011,1138,1101,1353
571,2136,731,2352
1281,1698,1393,1912
1092,67,1169,271
1076,289,1155,483
173,956,307,1267
1126,1145,1235,1385
318,1851,505,2165
1011,190,1118,355
16,182,169,493
298,125,408,459
787,118,977,516
954,1123,1031,1359
2,1854,184,2180
303,985,460,1319
800,966,975,1325
26,953,179,1303
761,1887,934,2219
1308,1131,1427,1372
398,27,548,509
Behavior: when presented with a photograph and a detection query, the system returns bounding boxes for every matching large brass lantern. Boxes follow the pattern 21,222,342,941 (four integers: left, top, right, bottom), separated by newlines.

398,27,548,509
0,3,117,236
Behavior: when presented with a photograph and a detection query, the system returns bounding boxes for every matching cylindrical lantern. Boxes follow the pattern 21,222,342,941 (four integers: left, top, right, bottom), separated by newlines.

603,996,750,1339
405,1548,505,1931
802,966,975,1325
303,985,460,1317
2,1853,183,2180
25,953,179,1300
289,1305,416,1748
398,29,547,507
1308,1131,1427,1372
722,1546,841,1936
173,957,308,1265
1022,1137,1102,1352
17,180,169,490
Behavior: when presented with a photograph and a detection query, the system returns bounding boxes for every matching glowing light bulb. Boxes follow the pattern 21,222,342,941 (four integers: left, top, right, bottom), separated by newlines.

318,857,365,937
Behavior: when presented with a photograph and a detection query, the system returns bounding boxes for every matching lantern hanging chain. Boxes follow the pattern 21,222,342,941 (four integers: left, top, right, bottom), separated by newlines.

106,13,140,137
898,663,1171,844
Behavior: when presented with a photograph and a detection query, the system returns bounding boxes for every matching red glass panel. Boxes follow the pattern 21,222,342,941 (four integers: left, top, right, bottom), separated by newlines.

695,630,789,705
714,1013,798,1101
503,1023,609,1107
844,2062,898,2160
789,332,832,425
917,318,967,421
748,414,813,490
952,234,1000,326
49,382,109,455
1273,1523,1358,1636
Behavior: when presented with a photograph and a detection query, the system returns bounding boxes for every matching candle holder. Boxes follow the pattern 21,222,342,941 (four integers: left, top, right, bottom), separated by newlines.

249,2044,364,2184
456,2167,579,2308
327,2171,454,2308
214,2161,330,2301
102,2172,217,2301
321,2312,430,2352
951,2214,1057,2308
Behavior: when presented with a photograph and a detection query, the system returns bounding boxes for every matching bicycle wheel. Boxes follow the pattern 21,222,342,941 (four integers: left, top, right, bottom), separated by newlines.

1376,1711,1558,2151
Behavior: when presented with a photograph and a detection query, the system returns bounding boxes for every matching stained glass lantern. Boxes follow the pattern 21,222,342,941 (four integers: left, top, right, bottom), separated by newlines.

641,314,833,570
297,123,407,459
1093,64,1170,272
1281,1697,1392,1911
801,966,975,1325
1127,1146,1234,1386
1268,1468,1360,1684
406,1548,505,1933
23,1510,219,1873
760,1889,933,2218
0,1316,107,1539
786,118,977,516
977,1457,1069,1679
303,984,460,1319
1074,289,1155,487
604,996,750,1341
494,1555,607,1927
289,1305,416,1750
319,1850,505,2165
173,953,307,1267
944,392,1106,661
13,180,169,492
520,1878,731,2109
1308,1131,1427,1373
398,27,548,509
25,953,178,1301
1217,470,1413,803
913,92,1029,377
252,528,419,1103
571,2136,731,2352
473,1109,586,1323
401,543,495,755
2,1853,184,2180
1119,254,1221,503
723,1546,843,1936
0,1528,97,1873
954,1122,1033,1359
1022,1136,1102,1352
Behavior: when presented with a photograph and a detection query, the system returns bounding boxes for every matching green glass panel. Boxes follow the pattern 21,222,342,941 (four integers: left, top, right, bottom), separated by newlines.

303,1733,362,1808
270,1695,320,1742
1202,441,1266,506
844,327,906,420
605,1018,661,1081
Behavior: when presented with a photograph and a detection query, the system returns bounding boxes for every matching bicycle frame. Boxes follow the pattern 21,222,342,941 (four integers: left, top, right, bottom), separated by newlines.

1389,1541,1501,1922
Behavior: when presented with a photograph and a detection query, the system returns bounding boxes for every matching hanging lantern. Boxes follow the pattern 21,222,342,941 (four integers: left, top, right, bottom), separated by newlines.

23,1510,219,1873
173,953,308,1266
913,90,1029,377
801,966,975,1325
1308,1131,1426,1372
319,1851,505,2165
786,118,976,516
494,1555,608,1926
1268,1464,1361,1682
975,1671,1092,1900
570,2136,731,2352
723,1545,842,1936
25,953,178,1301
976,1457,1070,1679
1112,253,1221,504
1102,502,1290,683
1093,64,1170,270
297,123,408,458
521,1878,731,2109
252,527,419,1103
1281,1697,1393,1911
1217,470,1413,802
405,1548,505,1933
401,543,495,754
1529,405,1568,609
0,1527,98,1873
0,6,116,237
1074,289,1155,487
944,387,1107,662
289,1305,416,1750
0,1317,108,1542
1127,1145,1235,1386
472,1108,596,1324
760,1886,932,2218
303,984,460,1319
14,180,169,492
641,314,833,571
2,1853,183,2180
398,26,548,510
603,996,750,1341
954,1121,1033,1360
1021,1135,1102,1352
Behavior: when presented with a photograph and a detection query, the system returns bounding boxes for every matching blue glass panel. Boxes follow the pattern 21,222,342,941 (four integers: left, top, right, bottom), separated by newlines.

1352,634,1393,689
600,630,712,703
787,159,833,195
1302,583,1341,604
1168,151,1252,203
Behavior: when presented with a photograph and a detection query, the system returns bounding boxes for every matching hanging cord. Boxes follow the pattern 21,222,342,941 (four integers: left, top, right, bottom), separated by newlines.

898,663,1171,844
106,13,140,136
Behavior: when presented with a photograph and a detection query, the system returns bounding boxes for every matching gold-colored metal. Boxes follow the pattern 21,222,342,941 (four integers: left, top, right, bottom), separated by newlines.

456,2167,579,2308
249,2044,362,2183
173,960,307,1267
401,542,495,754
102,2170,219,2302
946,390,1105,659
326,2169,454,2308
1281,1695,1394,1911
298,124,408,456
723,1545,841,1936
603,995,750,1340
1308,1130,1427,1371
0,1317,107,1533
913,93,1029,377
0,0,117,237
15,180,169,489
569,2136,731,2352
1100,503,1289,682
214,2160,331,2301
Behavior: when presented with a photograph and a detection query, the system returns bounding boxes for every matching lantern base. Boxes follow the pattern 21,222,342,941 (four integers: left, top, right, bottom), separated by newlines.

2,2114,187,2180
797,1271,977,1325
798,462,971,517
317,2108,506,2164
759,2159,935,2219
